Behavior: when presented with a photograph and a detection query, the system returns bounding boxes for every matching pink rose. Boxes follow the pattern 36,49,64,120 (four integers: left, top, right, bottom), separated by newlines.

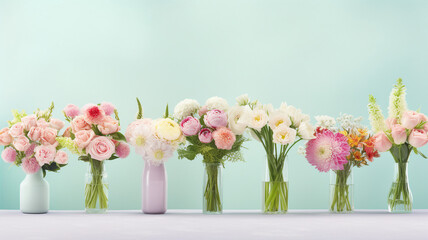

373,132,392,152
0,128,13,146
54,150,68,164
100,102,116,116
2,147,17,163
86,136,115,161
28,127,43,141
37,118,49,129
212,127,236,150
391,124,407,144
180,116,201,136
25,143,37,157
385,118,398,130
71,115,91,133
204,109,228,128
408,129,428,148
74,130,95,149
401,111,422,130
97,116,120,135
420,114,428,132
63,104,80,119
9,123,24,138
198,128,213,143
49,118,65,130
21,115,37,131
34,145,56,166
84,104,106,125
13,136,30,152
41,127,58,146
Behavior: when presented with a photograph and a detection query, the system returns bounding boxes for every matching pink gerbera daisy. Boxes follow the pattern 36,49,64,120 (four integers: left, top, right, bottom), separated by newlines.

305,129,350,172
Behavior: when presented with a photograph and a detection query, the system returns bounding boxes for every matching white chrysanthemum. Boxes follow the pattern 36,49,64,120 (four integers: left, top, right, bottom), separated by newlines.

173,99,200,120
236,94,249,106
298,121,316,140
205,97,229,111
144,140,174,165
228,106,251,135
297,146,306,156
315,115,336,130
286,105,309,128
130,124,155,156
248,109,268,131
268,110,291,130
272,125,297,145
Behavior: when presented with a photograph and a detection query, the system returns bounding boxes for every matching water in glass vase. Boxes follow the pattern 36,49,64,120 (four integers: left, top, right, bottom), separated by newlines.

203,163,222,214
262,159,288,214
85,159,108,214
388,162,412,213
330,163,353,213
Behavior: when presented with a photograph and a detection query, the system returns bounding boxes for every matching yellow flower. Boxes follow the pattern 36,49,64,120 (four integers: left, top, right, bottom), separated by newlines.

348,134,362,148
154,118,182,141
340,130,348,137
357,128,368,137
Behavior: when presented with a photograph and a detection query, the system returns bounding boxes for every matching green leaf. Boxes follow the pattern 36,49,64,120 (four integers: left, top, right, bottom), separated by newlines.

163,104,169,118
136,98,143,119
92,124,104,136
78,155,90,162
114,109,120,126
42,168,46,178
107,155,119,160
110,132,126,141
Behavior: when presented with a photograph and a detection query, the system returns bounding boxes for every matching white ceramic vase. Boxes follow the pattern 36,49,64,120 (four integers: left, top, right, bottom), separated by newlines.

20,169,49,214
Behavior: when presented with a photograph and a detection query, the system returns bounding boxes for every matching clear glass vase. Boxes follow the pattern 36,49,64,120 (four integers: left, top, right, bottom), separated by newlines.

388,162,412,213
203,163,222,214
85,159,108,214
330,164,353,213
262,158,288,214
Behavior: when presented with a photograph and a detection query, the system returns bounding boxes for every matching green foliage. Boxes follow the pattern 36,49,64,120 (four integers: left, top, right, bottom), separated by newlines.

136,98,143,119
114,109,120,125
91,124,104,136
178,135,247,164
107,155,119,160
56,137,81,155
79,155,91,162
41,161,66,177
110,132,126,141
63,111,72,122
8,110,27,127
164,104,169,118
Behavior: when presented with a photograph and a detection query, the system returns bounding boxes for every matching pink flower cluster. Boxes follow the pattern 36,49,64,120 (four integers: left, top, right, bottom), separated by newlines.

180,109,236,150
373,111,428,152
1,114,68,174
65,103,129,161
305,128,351,172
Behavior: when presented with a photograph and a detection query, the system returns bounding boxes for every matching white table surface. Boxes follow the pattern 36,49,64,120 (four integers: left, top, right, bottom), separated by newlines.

1,209,428,240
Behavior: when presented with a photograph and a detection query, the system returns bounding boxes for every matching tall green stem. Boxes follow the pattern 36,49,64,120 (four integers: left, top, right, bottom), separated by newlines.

85,159,108,212
330,163,353,213
204,163,222,213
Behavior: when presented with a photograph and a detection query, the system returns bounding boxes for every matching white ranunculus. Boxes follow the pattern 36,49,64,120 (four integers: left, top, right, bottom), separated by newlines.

286,105,309,128
248,109,268,131
228,105,251,135
236,94,249,106
298,121,316,140
268,110,291,130
173,99,200,121
272,125,297,145
279,102,288,112
255,103,274,115
205,96,229,112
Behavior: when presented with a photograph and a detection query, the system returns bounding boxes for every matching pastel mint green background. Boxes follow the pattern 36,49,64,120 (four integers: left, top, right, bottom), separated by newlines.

1,0,427,210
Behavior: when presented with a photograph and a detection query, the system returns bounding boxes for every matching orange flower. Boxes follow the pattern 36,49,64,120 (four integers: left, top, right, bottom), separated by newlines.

340,130,348,137
353,151,363,161
348,134,362,148
357,128,368,137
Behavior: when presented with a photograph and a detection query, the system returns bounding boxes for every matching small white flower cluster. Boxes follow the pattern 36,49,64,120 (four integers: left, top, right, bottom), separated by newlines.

315,115,337,131
173,99,200,120
205,96,229,111
336,113,364,132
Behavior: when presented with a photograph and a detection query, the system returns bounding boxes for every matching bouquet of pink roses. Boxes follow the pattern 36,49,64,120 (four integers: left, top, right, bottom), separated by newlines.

59,102,130,213
1,103,69,176
368,79,428,212
173,97,246,214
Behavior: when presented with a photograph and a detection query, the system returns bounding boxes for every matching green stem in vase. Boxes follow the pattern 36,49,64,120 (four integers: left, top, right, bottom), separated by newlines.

388,144,412,212
204,163,222,213
330,163,352,213
85,159,108,211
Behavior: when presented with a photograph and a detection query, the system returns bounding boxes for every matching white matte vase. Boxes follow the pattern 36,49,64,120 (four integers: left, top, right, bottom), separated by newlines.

20,169,49,214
